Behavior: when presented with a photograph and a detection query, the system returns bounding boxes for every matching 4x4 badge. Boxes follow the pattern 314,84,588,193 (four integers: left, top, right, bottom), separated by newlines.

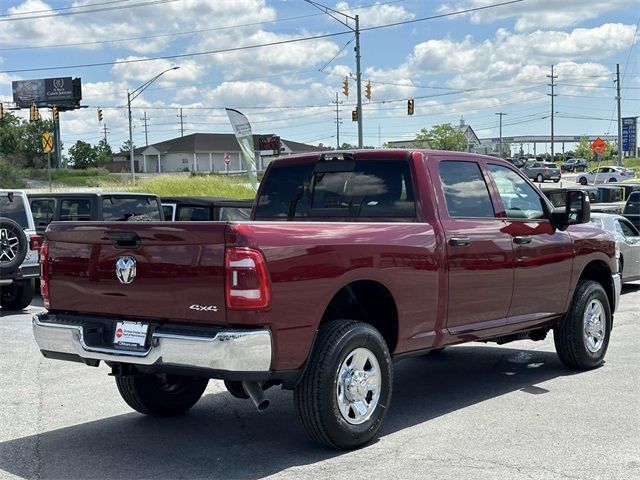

116,256,136,284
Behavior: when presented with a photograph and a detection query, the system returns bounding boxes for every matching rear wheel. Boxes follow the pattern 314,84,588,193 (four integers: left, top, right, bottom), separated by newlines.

608,177,617,182
579,177,588,185
0,279,35,310
554,280,611,370
294,320,392,449
115,373,208,416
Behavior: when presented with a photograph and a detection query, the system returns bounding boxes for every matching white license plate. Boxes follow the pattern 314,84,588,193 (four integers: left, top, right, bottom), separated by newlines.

113,321,149,348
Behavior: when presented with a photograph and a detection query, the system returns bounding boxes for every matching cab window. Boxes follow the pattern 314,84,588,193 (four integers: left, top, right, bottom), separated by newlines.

487,164,546,220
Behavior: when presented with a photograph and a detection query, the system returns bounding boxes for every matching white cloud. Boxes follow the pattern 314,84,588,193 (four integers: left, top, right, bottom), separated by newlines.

438,0,637,32
110,58,206,86
334,1,415,28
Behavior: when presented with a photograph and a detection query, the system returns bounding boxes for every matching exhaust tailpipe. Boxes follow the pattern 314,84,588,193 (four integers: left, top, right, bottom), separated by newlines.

241,381,270,411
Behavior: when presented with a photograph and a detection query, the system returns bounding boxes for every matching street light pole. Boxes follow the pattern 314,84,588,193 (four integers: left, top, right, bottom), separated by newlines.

127,66,179,182
305,0,363,148
495,112,506,157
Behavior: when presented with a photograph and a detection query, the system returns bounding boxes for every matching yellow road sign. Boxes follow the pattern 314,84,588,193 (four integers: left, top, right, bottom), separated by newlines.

42,132,54,153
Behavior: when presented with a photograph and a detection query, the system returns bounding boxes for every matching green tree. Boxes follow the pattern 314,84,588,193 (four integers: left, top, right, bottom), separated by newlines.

574,136,594,161
602,141,616,161
414,123,468,151
17,118,55,169
95,138,113,166
69,140,97,169
120,139,135,153
0,111,21,157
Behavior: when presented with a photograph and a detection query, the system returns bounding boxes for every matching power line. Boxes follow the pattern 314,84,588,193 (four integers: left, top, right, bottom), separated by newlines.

0,0,145,17
0,0,526,73
0,0,180,22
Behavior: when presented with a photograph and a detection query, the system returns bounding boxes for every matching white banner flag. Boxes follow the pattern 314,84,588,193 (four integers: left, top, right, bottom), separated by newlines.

225,108,258,191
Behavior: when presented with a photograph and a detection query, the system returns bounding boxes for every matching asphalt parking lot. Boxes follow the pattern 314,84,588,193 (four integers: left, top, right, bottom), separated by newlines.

1,286,639,480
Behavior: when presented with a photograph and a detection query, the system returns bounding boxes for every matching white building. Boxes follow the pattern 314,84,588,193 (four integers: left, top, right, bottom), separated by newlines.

111,133,318,173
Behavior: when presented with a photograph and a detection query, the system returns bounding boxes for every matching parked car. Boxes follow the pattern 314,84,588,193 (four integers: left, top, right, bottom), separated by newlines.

521,161,561,183
576,166,634,185
33,150,620,450
618,183,640,201
589,213,640,283
161,196,253,222
596,185,625,203
623,191,640,230
506,157,525,168
28,192,163,235
0,190,41,310
539,185,620,213
561,158,588,172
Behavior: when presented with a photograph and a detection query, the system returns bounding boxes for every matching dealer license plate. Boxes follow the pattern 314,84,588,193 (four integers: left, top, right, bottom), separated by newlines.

113,321,149,348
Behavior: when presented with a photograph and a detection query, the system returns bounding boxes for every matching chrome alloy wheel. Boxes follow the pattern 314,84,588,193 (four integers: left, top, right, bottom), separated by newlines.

336,347,382,425
583,299,606,353
0,228,20,263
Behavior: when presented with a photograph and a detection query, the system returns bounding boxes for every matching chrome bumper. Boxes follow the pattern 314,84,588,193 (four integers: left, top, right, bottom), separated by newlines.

32,313,272,372
612,273,621,313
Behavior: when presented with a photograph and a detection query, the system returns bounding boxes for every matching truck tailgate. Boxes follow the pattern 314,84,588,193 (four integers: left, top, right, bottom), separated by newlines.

45,222,228,325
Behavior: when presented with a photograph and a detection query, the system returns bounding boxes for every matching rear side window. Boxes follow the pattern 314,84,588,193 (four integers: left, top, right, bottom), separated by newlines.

102,197,161,221
31,198,56,228
255,160,416,219
0,195,29,228
59,199,91,221
439,161,495,218
219,207,251,221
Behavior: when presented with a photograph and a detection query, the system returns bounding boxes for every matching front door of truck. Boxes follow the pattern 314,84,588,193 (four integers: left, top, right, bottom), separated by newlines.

436,159,515,334
485,163,573,323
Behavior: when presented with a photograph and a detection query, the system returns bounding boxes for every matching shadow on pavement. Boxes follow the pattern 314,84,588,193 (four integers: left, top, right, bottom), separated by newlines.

0,345,576,479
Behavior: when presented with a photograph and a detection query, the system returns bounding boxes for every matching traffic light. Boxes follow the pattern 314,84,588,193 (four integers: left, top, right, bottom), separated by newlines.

97,108,103,122
407,99,414,116
30,103,40,122
52,107,59,122
342,77,349,97
365,81,372,101
352,109,358,122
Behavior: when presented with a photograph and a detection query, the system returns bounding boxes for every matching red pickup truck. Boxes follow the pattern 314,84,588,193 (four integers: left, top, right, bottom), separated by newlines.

33,150,621,449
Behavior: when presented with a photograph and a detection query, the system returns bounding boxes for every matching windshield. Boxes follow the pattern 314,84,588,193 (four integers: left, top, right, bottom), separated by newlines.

0,194,29,228
102,196,161,221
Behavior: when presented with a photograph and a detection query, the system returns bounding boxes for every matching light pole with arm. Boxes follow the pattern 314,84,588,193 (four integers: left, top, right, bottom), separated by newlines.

127,66,180,182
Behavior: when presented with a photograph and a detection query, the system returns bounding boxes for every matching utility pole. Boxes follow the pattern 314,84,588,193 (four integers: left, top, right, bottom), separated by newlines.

615,63,623,165
178,108,186,137
547,65,558,161
495,112,507,157
304,1,363,148
332,92,343,149
141,111,149,146
102,123,109,144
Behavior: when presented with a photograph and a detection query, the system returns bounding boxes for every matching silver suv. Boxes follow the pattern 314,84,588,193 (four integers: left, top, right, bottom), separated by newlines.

1,190,40,310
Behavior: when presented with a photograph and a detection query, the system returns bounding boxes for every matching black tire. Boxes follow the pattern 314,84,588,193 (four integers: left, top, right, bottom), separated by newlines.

536,174,544,183
553,178,560,183
224,380,249,399
0,218,28,276
608,177,617,182
294,320,392,450
115,373,208,417
554,280,611,370
1,279,35,310
579,177,588,185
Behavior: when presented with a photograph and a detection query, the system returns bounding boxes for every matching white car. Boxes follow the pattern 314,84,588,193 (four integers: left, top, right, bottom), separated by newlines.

0,190,41,310
577,166,635,185
589,213,640,284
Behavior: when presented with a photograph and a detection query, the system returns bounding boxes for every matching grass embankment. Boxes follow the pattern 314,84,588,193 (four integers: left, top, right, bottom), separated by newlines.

26,167,124,187
115,174,255,198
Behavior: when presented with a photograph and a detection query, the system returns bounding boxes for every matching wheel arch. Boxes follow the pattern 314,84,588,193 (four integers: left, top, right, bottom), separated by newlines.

319,280,399,354
578,260,615,314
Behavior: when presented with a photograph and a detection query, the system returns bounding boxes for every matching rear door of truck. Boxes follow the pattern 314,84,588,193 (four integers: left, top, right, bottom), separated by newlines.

45,222,228,325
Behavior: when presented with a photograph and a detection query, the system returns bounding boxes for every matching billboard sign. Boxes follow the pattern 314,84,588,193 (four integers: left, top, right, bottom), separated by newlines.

259,135,281,155
12,77,80,107
622,117,637,154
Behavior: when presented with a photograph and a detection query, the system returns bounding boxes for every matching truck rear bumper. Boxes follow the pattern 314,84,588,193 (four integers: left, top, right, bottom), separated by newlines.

32,312,272,373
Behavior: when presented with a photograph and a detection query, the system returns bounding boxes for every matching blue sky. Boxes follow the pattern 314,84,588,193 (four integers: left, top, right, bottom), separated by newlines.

0,0,638,155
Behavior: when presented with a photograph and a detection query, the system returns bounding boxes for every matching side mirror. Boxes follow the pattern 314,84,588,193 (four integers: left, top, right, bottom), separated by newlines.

550,190,591,231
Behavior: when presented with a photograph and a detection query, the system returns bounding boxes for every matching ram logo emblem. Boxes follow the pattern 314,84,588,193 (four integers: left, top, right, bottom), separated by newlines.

115,256,137,284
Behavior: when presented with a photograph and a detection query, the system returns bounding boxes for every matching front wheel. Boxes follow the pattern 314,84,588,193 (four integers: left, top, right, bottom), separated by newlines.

579,177,588,185
554,280,611,370
536,174,544,183
608,177,617,182
294,320,392,449
0,279,35,310
115,373,208,416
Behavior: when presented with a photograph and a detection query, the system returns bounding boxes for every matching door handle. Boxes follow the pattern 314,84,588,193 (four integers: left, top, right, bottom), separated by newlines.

513,236,532,245
449,237,470,247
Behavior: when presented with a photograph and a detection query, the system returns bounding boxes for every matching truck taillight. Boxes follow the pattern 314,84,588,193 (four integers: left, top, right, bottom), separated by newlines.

30,234,41,251
40,241,50,309
225,247,270,310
